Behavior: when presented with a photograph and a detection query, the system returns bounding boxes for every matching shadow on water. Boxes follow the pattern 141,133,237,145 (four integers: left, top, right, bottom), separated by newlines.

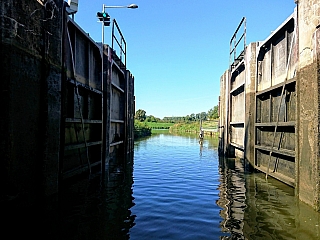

218,157,320,240
3,133,320,239
51,155,136,240
2,153,136,240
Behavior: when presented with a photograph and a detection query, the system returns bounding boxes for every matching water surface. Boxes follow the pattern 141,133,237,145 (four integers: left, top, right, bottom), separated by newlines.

6,131,320,239
131,133,224,239
130,132,320,239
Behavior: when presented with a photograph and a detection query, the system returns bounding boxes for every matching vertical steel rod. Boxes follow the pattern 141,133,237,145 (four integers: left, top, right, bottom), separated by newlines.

101,4,106,174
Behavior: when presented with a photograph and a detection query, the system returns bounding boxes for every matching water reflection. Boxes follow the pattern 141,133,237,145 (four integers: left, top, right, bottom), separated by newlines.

199,140,203,157
217,157,246,239
244,173,320,239
49,154,136,240
217,156,320,240
4,133,320,239
130,133,225,239
2,152,136,240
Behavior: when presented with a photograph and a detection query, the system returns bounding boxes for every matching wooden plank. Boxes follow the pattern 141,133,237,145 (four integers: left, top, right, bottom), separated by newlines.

65,141,102,151
255,145,295,157
255,121,295,127
65,118,102,124
110,141,124,147
255,165,295,187
111,119,124,123
256,77,296,96
230,121,245,125
230,142,244,150
62,161,101,180
230,82,245,94
111,59,125,76
230,59,245,74
67,78,102,95
111,82,124,93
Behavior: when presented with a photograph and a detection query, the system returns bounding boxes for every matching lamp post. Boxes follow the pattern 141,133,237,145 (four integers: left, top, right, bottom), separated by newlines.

103,4,138,9
98,2,138,84
98,3,138,175
99,4,138,46
98,3,138,75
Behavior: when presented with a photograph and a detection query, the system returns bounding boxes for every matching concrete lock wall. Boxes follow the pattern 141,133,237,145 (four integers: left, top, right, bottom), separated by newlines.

296,0,320,210
0,0,63,203
219,1,320,210
1,0,135,206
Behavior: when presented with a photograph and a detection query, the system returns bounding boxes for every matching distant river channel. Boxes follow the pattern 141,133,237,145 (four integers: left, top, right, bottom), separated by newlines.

32,131,320,239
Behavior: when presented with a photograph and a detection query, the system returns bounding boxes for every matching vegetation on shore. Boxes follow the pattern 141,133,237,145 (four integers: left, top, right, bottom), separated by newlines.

133,106,219,139
134,120,152,139
169,120,219,133
135,106,219,123
169,122,200,133
145,122,174,129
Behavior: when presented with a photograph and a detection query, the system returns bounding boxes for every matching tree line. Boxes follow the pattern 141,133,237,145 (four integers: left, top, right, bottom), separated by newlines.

135,105,219,123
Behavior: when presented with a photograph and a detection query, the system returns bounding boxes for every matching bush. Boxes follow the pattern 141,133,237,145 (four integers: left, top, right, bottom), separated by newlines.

169,122,200,133
134,120,152,139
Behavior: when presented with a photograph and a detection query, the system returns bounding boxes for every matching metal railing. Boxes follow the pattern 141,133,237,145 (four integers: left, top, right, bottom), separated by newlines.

111,19,126,69
229,17,246,70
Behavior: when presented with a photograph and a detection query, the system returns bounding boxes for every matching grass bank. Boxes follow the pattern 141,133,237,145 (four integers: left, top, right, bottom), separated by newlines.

145,122,174,129
169,120,219,133
169,122,200,133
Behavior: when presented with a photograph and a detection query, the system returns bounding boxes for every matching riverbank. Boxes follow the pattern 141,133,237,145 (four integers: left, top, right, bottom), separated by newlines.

134,120,219,139
169,120,219,134
145,122,174,129
134,120,152,139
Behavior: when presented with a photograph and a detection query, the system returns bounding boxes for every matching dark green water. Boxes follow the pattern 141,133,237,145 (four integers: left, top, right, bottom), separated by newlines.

129,132,320,239
5,131,320,239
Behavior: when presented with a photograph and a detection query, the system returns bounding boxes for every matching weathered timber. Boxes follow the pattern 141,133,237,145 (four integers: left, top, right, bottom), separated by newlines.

219,1,320,211
0,0,135,206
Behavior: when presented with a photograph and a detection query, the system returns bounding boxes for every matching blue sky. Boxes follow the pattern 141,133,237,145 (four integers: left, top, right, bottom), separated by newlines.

74,0,296,119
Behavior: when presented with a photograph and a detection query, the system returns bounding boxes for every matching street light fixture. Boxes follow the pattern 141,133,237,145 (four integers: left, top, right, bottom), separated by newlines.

98,3,138,46
102,4,138,9
128,4,138,8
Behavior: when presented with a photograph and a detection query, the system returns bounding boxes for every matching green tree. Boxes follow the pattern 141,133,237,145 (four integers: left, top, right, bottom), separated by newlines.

207,105,219,119
146,115,158,122
135,109,146,122
134,120,151,138
200,111,207,120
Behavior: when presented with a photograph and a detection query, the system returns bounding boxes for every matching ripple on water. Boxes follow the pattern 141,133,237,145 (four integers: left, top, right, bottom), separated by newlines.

131,135,229,239
131,133,320,240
